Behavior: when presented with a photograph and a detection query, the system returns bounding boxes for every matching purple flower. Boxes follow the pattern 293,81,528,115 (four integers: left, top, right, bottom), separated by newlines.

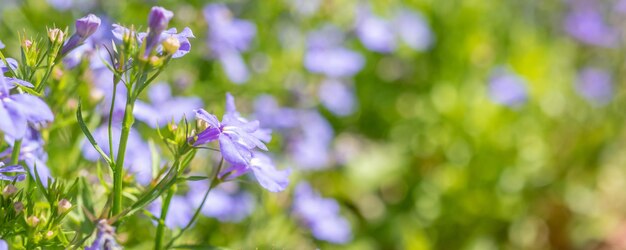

293,182,352,244
187,181,254,222
85,220,121,250
219,152,290,192
193,93,268,166
0,58,18,73
394,9,434,51
253,95,299,129
287,0,321,16
290,111,334,169
81,125,153,185
0,162,25,182
0,239,7,249
575,67,613,105
355,5,396,53
564,0,618,47
62,14,101,55
488,68,528,107
2,128,53,186
134,83,203,128
112,25,194,59
0,40,4,49
0,76,54,139
318,79,357,116
148,196,193,228
204,4,256,84
305,26,364,77
145,6,174,57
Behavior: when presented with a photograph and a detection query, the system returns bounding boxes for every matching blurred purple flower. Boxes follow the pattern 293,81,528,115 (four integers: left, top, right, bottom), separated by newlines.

355,6,396,53
148,196,193,229
0,162,25,182
0,58,18,73
47,0,95,11
287,0,321,16
293,182,352,244
254,95,299,129
290,111,334,169
488,69,528,107
0,239,6,249
575,67,613,105
134,83,203,128
0,76,53,139
188,181,254,222
394,9,434,51
305,26,364,77
204,4,256,84
1,128,52,186
564,0,619,47
85,220,121,250
0,40,4,49
219,152,290,192
318,79,356,116
81,125,153,185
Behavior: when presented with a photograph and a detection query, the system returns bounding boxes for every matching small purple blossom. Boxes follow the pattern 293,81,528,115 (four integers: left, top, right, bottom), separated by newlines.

488,68,528,107
2,128,53,186
318,79,357,116
0,162,25,182
134,83,203,128
85,220,121,250
293,182,352,244
187,181,254,222
564,0,619,47
0,76,54,139
204,4,256,84
145,6,174,57
253,95,299,129
62,14,101,55
148,196,193,229
112,25,194,59
305,26,364,77
355,6,396,53
575,67,613,105
394,9,434,51
0,40,4,49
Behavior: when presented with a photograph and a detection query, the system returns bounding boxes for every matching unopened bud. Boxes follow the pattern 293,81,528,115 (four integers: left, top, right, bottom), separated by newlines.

3,184,18,198
149,55,162,67
23,39,32,49
45,230,54,239
48,28,65,44
26,215,40,227
14,201,24,213
75,14,101,38
163,36,180,55
57,199,72,214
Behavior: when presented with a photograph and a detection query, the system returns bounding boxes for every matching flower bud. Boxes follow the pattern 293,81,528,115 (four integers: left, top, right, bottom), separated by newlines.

57,199,72,214
2,184,18,198
14,201,24,213
75,14,101,38
23,39,32,49
26,215,40,227
149,55,162,67
47,28,65,44
162,36,180,55
45,230,54,239
148,7,173,34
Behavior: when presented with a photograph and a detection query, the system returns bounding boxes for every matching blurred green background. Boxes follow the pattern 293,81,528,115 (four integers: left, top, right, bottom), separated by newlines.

3,0,626,249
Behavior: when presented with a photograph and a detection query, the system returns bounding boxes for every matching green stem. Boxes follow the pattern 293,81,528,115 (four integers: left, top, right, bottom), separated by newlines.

108,80,119,161
112,97,135,216
155,187,175,250
164,158,224,249
10,139,22,165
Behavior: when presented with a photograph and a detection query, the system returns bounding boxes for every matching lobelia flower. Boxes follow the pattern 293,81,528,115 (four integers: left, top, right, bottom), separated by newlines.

0,76,54,139
318,79,357,116
0,39,4,49
85,220,121,250
0,58,18,73
61,14,101,55
575,67,613,105
193,93,290,192
148,196,193,228
293,182,352,244
187,181,254,222
355,5,397,53
204,4,256,84
564,0,619,47
112,25,194,59
1,128,53,186
134,83,203,128
393,8,434,51
0,162,25,182
289,110,334,169
304,25,364,78
253,95,299,129
144,6,174,57
487,68,528,108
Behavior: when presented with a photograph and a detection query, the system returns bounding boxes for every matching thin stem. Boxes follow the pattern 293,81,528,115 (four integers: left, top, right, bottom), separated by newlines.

108,80,119,161
10,139,22,165
155,187,175,250
164,158,224,249
112,96,135,216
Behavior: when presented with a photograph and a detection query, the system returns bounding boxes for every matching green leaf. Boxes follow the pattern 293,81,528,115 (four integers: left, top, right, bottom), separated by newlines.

76,100,113,166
